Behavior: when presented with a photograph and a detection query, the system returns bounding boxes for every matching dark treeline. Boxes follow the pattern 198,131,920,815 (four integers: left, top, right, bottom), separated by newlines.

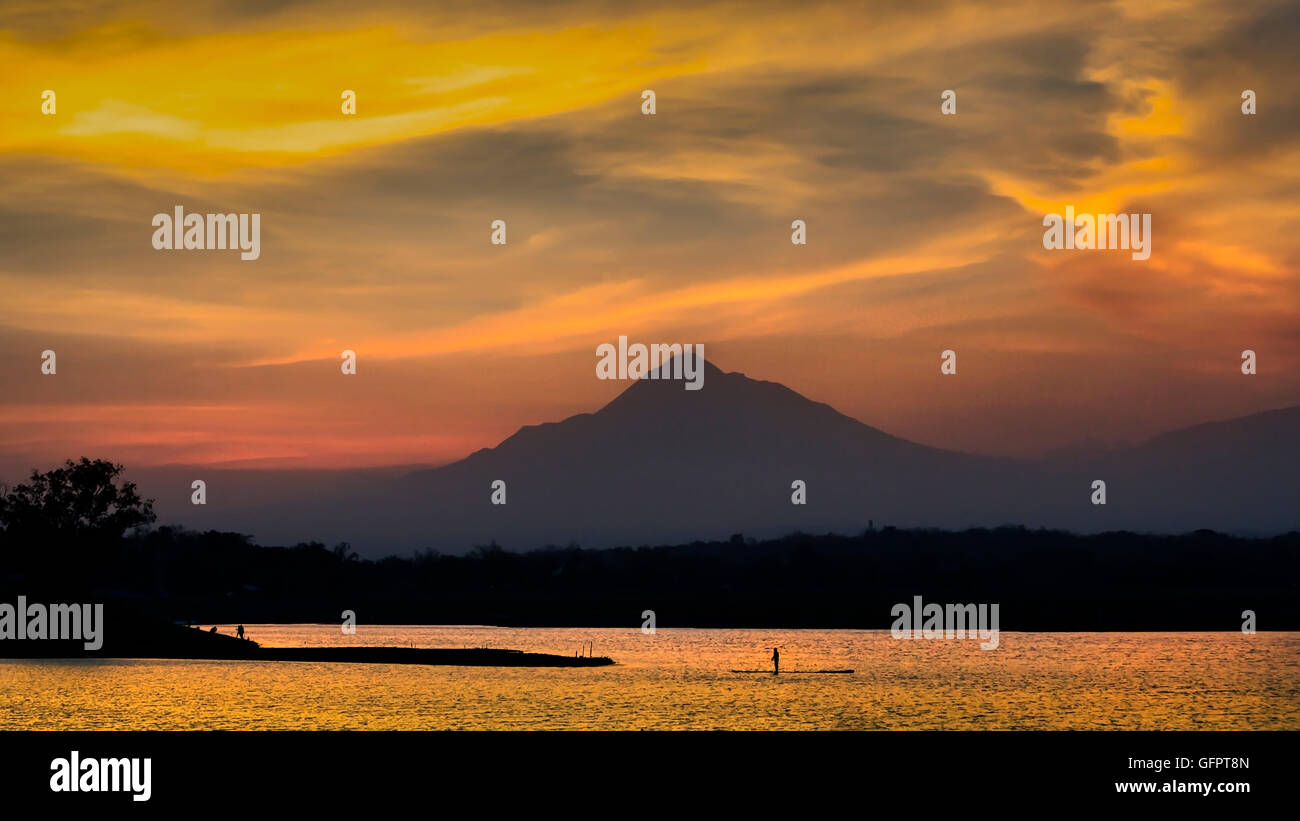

9,524,1300,630
2,459,1297,629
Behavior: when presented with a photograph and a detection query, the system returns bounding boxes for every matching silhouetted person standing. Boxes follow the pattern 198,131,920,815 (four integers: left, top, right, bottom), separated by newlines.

772,647,780,675
236,624,245,640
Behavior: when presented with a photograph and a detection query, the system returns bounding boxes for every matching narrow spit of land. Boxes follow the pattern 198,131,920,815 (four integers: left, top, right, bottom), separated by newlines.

4,616,614,667
250,646,615,667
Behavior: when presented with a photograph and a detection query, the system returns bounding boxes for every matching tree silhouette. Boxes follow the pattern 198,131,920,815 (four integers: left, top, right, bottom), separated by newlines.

0,458,156,553
332,541,359,563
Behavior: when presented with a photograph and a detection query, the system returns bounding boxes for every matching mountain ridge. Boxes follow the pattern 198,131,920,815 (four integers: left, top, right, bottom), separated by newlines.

123,361,1300,554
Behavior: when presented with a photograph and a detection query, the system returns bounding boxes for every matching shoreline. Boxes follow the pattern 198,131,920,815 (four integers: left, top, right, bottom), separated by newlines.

2,645,615,667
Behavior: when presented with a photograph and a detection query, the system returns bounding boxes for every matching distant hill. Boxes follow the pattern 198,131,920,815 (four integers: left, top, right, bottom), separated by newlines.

130,362,1300,554
1085,405,1300,534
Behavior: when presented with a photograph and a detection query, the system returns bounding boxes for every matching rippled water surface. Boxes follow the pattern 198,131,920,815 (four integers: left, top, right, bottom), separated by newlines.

3,627,1296,729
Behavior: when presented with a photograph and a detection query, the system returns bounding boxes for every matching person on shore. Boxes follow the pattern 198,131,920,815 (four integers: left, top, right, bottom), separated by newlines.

772,646,780,675
236,624,245,640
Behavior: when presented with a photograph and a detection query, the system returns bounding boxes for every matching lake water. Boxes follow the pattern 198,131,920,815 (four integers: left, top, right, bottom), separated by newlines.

2,626,1297,730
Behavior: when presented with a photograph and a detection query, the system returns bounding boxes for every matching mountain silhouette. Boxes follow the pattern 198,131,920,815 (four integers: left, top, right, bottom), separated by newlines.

135,361,1300,554
1084,404,1300,532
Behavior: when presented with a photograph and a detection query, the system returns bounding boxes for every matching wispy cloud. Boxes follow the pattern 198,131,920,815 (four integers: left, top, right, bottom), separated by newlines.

2,0,1296,467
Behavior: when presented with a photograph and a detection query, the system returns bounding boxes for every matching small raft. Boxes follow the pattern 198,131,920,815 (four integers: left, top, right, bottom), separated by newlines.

729,669,854,674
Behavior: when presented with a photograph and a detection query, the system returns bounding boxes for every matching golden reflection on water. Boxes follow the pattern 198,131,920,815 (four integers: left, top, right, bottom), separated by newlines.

2,628,1296,730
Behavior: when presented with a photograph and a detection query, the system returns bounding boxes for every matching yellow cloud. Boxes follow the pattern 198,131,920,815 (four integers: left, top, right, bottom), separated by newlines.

2,22,710,174
250,244,984,365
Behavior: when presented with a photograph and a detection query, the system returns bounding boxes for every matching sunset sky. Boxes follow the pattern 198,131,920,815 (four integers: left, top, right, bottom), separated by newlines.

2,0,1297,473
